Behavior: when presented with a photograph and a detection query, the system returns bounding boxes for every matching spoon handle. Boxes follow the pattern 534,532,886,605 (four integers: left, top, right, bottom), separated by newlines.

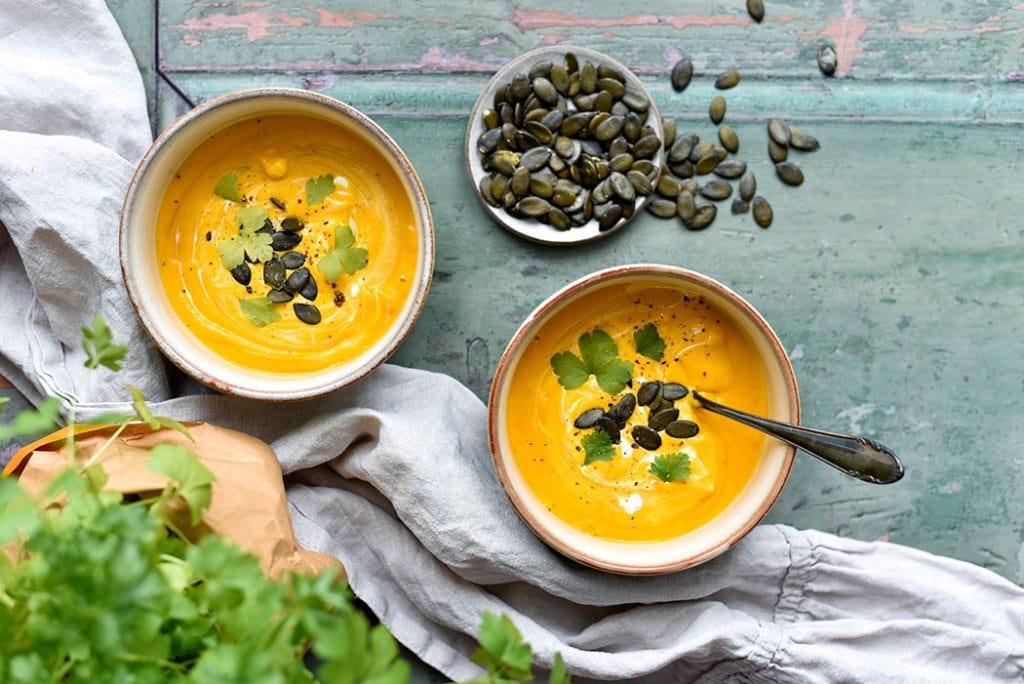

692,392,904,485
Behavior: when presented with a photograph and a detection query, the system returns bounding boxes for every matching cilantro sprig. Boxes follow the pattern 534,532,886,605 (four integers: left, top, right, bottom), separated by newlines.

581,430,615,465
634,323,666,361
650,451,692,483
217,206,273,270
467,612,572,684
550,329,633,394
238,297,281,328
214,170,242,203
306,174,335,205
82,315,128,371
317,225,369,282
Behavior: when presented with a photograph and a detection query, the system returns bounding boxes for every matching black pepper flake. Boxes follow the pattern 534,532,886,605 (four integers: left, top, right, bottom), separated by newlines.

205,231,212,241
333,291,346,307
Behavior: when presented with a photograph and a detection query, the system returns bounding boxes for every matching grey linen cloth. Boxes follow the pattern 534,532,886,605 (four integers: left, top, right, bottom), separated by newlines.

1,2,1022,682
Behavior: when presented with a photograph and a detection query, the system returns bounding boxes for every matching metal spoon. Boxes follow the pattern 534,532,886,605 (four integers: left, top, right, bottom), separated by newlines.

692,391,904,484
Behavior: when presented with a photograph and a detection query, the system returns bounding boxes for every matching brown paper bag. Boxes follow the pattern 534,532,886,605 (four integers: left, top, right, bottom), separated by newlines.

6,422,343,581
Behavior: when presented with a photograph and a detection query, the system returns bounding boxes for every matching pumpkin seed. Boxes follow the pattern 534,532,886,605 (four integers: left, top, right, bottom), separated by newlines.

768,138,788,163
267,288,293,303
281,217,304,233
528,60,552,80
631,425,662,451
478,175,497,206
490,174,509,202
510,167,531,197
662,382,689,400
714,159,746,179
689,141,714,163
263,255,285,289
517,196,553,217
281,251,305,270
520,146,551,172
709,96,726,124
747,0,765,22
647,198,678,218
283,267,311,294
670,57,693,92
300,276,318,301
731,198,750,214
665,420,700,438
622,112,643,143
477,127,502,155
752,196,773,227
637,381,662,406
789,126,820,151
594,90,614,112
775,161,804,186
669,134,699,163
648,407,680,431
532,77,558,105
718,125,739,153
680,179,700,196
610,172,636,202
524,121,553,145
715,68,741,90
609,153,634,173
695,154,719,176
688,203,717,230
549,64,570,94
270,197,287,211
548,207,571,230
491,150,519,175
656,174,685,198
669,160,695,179
594,115,624,141
596,415,621,443
632,134,661,160
609,392,637,428
598,77,625,99
294,302,321,325
565,52,580,74
662,118,677,147
700,179,733,201
818,44,838,77
230,262,251,286
621,90,649,112
529,170,555,198
541,109,564,131
271,232,301,252
767,118,791,146
676,191,696,222
595,202,623,231
580,60,597,93
739,171,757,201
574,407,605,429
627,169,653,196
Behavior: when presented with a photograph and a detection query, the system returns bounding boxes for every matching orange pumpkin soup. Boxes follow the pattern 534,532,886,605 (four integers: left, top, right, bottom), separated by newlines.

156,114,418,374
505,281,768,542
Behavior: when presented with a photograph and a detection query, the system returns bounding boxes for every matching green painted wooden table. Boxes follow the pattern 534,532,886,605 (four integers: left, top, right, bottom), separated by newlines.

4,0,1023,591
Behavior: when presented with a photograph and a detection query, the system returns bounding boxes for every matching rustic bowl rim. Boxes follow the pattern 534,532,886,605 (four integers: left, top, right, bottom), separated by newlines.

464,45,663,246
120,87,434,401
487,264,799,574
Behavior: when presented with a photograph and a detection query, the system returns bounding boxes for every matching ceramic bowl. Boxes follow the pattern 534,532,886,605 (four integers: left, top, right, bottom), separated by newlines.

488,265,799,574
465,46,663,246
121,88,434,400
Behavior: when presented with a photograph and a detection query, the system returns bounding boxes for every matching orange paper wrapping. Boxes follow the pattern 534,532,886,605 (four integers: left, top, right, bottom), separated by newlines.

7,422,343,580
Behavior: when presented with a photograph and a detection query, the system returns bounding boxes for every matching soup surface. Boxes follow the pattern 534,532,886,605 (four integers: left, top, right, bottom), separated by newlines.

156,113,419,374
505,281,768,542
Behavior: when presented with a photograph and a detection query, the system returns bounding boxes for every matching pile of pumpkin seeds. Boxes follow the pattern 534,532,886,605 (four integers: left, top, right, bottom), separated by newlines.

647,61,821,231
475,52,662,232
574,380,699,452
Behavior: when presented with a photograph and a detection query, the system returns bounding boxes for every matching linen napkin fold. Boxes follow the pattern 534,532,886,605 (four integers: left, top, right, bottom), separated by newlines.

1,2,1021,682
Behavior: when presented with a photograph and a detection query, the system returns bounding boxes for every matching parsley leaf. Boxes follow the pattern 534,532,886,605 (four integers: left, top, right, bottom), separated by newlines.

581,430,615,465
217,206,273,269
471,612,533,681
147,443,215,525
239,297,281,328
634,322,666,361
316,226,369,282
82,314,128,371
214,170,242,202
650,451,692,483
128,385,193,441
236,206,268,232
550,329,633,394
306,174,335,205
0,396,62,444
549,653,572,684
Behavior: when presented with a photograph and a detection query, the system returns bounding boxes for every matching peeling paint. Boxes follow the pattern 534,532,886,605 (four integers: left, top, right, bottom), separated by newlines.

821,0,870,77
181,33,201,46
173,11,309,41
509,10,755,32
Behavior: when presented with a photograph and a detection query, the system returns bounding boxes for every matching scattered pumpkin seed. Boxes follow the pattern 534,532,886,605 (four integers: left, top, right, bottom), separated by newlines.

271,232,301,252
752,196,773,227
267,288,293,303
775,161,804,186
281,251,305,270
662,383,689,400
713,159,747,179
631,425,663,451
670,57,693,92
731,198,750,214
230,262,251,286
284,267,311,294
574,408,605,429
665,420,700,438
515,196,553,217
661,118,676,147
709,96,727,124
627,169,653,195
715,69,741,90
280,217,303,234
695,154,719,176
648,407,680,431
270,197,286,211
688,203,717,230
263,255,286,289
676,191,696,222
609,393,637,428
747,0,765,22
596,415,621,443
647,198,678,218
637,381,662,406
789,126,820,152
669,134,699,163
739,171,757,201
718,125,739,153
818,44,838,77
300,277,318,301
656,174,685,198
767,118,791,147
293,302,321,325
768,138,788,163
689,141,714,163
700,180,733,201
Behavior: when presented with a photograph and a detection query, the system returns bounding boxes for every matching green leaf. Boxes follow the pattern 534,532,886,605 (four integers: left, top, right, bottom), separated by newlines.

237,206,268,233
471,612,533,680
551,329,633,395
147,443,215,525
213,170,242,202
83,411,134,425
306,174,335,205
316,226,369,283
239,297,282,328
634,323,666,362
127,386,193,441
550,352,589,390
581,430,615,466
549,652,572,684
218,207,273,269
650,451,692,483
0,477,40,545
81,314,128,371
0,396,62,444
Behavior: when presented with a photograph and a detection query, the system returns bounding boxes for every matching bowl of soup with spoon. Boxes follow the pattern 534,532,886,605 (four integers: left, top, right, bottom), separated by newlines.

489,264,798,574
